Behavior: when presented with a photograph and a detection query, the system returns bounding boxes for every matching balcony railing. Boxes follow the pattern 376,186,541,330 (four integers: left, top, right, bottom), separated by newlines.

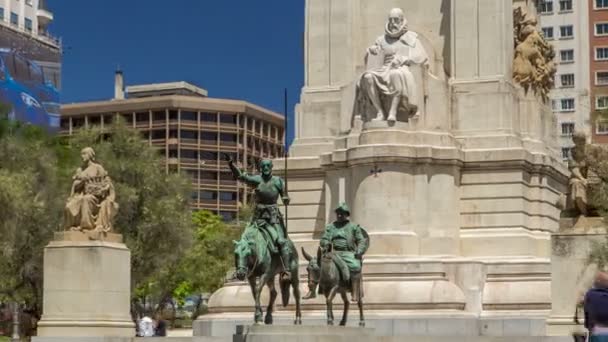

0,20,61,48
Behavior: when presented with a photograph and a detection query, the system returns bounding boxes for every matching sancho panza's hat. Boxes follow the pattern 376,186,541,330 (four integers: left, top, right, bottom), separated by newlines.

334,203,351,216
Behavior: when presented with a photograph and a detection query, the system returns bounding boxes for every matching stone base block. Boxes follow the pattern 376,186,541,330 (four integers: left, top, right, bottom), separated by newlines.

36,321,135,338
37,237,134,337
546,317,586,337
33,338,229,342
243,325,374,342
33,338,134,342
194,311,550,338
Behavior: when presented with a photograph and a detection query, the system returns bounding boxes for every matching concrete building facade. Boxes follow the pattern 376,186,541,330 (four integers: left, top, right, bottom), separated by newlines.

589,0,608,143
539,0,591,158
60,76,285,221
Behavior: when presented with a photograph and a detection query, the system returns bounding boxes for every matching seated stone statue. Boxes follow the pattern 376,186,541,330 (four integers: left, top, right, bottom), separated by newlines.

355,8,429,123
64,147,118,236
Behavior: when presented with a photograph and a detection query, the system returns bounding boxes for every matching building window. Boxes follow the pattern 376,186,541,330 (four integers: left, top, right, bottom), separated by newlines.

561,147,572,160
560,49,574,63
597,0,608,9
596,23,608,36
199,150,218,160
180,130,197,140
597,95,608,109
201,112,216,122
597,71,608,85
219,113,237,124
539,0,554,13
561,122,575,136
542,27,554,40
0,8,4,21
560,98,575,111
559,0,573,11
181,111,197,121
597,47,608,61
560,74,575,87
200,132,217,142
220,133,237,143
559,25,573,39
597,120,608,134
200,191,217,200
219,192,237,201
10,12,18,26
169,110,178,121
180,149,198,159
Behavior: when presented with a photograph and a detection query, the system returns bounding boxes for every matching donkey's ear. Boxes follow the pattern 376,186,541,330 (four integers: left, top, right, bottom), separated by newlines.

301,247,313,261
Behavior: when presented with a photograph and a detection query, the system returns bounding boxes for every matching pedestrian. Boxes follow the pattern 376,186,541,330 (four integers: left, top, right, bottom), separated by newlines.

154,314,167,337
138,316,155,337
584,271,608,341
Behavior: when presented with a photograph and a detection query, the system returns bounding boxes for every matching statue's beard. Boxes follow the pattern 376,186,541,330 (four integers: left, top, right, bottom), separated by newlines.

385,21,407,38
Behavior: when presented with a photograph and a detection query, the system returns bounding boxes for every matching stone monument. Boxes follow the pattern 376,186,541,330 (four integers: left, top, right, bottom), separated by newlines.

196,0,569,338
35,147,134,339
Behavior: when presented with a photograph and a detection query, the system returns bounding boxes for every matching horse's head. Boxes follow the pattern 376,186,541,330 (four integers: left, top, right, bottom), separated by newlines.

301,247,320,293
233,239,254,281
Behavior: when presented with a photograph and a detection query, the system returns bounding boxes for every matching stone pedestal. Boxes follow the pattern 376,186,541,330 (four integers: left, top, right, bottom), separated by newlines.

546,217,607,336
36,231,134,337
243,325,375,342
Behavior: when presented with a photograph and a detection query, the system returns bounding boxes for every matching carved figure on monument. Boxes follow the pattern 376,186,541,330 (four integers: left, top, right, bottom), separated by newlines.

513,6,556,102
567,132,590,217
226,154,302,325
64,147,118,238
354,8,429,123
302,203,369,326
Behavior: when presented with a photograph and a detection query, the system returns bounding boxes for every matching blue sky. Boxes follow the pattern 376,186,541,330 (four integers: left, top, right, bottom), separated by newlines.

50,1,304,144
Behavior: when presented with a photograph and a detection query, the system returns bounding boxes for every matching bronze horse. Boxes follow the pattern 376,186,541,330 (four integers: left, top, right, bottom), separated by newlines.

302,246,365,327
233,229,302,325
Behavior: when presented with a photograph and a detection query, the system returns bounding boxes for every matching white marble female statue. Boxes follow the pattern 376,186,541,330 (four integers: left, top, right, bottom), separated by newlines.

64,147,118,235
356,8,429,123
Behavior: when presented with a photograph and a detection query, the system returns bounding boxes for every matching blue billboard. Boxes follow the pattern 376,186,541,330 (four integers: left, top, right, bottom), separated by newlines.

0,48,60,128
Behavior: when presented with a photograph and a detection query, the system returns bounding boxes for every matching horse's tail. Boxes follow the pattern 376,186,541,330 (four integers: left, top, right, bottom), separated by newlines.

279,277,291,307
279,240,298,307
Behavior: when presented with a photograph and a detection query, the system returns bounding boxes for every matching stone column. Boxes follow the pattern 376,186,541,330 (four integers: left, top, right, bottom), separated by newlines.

36,232,134,338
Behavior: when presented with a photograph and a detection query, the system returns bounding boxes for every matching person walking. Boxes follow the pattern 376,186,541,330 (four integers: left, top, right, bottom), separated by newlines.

584,271,608,341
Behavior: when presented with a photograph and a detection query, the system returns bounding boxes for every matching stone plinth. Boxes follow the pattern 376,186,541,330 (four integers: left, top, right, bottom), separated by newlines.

546,217,607,336
36,232,134,337
243,325,374,342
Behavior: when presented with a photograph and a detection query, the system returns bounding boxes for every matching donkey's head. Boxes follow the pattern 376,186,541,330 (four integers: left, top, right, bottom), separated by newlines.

302,247,320,295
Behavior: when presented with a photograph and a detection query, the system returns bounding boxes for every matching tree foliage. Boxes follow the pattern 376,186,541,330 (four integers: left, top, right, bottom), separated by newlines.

0,116,242,328
581,138,608,269
0,118,69,320
168,210,242,319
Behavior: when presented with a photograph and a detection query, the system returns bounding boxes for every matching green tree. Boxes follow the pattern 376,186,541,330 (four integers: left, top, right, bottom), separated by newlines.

578,133,608,272
0,118,68,323
171,210,242,319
